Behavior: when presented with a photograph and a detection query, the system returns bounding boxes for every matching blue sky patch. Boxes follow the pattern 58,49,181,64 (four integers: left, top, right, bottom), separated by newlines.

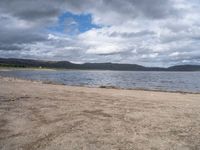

48,12,100,35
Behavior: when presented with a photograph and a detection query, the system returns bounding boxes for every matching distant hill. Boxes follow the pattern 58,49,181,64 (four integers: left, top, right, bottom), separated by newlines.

0,58,200,71
167,65,200,71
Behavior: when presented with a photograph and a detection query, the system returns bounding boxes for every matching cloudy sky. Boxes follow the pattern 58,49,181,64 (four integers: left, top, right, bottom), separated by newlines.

0,0,200,66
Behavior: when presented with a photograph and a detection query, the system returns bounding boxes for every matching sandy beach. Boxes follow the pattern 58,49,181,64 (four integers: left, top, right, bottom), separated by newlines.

0,77,200,150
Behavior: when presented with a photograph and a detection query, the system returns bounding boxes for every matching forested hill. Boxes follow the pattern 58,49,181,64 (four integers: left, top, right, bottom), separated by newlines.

0,58,200,71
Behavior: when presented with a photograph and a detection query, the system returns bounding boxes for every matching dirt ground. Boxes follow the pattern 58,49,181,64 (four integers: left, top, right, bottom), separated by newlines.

0,77,200,150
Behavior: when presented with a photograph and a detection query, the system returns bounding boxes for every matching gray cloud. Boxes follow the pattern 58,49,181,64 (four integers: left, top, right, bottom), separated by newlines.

109,30,155,38
0,0,60,21
0,0,177,25
101,0,177,19
0,29,47,44
0,44,22,51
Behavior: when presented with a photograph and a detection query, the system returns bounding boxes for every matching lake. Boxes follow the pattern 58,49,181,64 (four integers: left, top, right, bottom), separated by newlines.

0,69,200,93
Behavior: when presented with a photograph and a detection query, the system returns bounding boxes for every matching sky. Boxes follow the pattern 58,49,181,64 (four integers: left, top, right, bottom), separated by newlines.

0,0,200,67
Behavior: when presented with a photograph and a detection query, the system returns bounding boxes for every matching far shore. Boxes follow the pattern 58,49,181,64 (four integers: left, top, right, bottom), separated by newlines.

0,67,58,71
1,66,200,73
0,77,200,150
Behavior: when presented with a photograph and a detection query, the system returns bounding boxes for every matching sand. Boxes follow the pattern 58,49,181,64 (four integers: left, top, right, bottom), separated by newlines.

0,77,200,150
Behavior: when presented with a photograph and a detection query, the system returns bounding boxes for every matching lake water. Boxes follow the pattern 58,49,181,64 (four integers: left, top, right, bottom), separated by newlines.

0,69,200,93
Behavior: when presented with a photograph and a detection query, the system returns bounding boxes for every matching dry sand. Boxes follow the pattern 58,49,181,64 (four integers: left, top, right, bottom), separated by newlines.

0,77,200,150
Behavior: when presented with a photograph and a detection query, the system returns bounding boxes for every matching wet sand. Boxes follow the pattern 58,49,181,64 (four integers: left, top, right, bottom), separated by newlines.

0,77,200,150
